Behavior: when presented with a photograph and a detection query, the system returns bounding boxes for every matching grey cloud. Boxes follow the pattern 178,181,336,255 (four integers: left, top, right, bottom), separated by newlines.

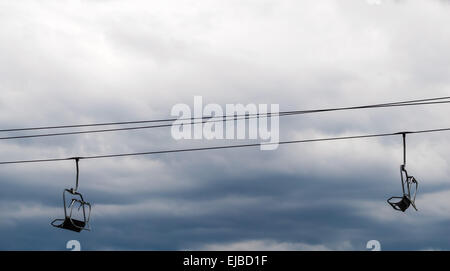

1,0,450,250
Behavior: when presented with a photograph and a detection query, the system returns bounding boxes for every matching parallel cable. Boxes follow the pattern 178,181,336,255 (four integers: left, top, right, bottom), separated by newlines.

0,100,450,140
0,96,450,133
0,126,449,165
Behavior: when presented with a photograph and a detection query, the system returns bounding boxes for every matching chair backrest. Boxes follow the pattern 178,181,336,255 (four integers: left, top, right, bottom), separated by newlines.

61,189,91,231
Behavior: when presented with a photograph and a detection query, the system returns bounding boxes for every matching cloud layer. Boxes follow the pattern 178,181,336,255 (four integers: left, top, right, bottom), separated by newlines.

0,0,450,250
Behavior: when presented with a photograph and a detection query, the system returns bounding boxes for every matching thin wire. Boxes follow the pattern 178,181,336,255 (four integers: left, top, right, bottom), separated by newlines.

0,115,259,140
1,96,450,132
0,126,449,165
1,100,450,140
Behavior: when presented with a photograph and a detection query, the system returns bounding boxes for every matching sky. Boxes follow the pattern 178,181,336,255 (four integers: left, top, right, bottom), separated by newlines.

1,0,450,250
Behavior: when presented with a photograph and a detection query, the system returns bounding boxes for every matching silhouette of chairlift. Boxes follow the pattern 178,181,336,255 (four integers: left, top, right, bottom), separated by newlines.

387,133,419,212
51,158,91,232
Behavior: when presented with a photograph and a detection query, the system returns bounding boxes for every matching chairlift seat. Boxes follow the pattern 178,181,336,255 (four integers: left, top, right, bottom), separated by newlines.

387,196,411,212
51,158,92,232
51,217,86,233
387,134,419,212
51,189,91,232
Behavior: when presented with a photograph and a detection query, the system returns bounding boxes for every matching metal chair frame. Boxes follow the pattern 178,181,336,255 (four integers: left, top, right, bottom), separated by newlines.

387,133,419,212
51,158,92,232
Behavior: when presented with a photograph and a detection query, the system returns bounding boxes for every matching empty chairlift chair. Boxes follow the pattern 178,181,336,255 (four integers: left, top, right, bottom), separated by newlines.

51,158,92,232
387,133,419,212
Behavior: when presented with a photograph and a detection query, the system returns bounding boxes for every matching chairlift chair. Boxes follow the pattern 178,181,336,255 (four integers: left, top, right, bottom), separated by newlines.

387,133,419,212
51,158,92,232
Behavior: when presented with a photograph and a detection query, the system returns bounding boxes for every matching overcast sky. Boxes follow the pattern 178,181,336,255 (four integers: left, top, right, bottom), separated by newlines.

1,0,450,250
